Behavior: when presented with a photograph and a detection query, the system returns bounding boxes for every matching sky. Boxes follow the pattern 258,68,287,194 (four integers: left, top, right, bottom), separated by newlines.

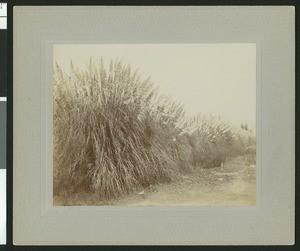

53,43,256,130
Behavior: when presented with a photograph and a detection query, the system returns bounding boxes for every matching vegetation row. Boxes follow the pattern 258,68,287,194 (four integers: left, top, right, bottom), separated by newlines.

53,59,255,200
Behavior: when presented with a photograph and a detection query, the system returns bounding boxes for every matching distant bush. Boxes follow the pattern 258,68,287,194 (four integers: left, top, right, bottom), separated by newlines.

177,115,248,168
53,59,254,200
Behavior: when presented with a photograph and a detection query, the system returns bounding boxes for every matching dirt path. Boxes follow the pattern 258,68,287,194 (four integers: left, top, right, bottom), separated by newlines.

113,158,256,206
54,158,256,206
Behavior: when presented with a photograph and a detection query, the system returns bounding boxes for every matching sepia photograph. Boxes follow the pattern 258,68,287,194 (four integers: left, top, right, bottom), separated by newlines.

13,6,294,245
53,43,256,206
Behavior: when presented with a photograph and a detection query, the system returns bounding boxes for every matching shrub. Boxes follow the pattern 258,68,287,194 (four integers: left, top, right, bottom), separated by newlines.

179,115,248,168
53,59,189,199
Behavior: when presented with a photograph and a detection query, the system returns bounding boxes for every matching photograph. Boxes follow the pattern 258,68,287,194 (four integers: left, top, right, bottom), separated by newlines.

12,5,294,245
53,43,256,206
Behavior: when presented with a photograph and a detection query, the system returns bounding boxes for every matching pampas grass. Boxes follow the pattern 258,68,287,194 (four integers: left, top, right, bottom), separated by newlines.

53,58,255,201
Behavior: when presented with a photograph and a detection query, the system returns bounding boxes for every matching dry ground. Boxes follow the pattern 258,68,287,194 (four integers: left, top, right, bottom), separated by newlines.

54,157,256,206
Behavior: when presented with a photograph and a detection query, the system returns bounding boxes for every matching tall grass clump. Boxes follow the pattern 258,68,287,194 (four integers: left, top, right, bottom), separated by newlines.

53,59,189,199
175,114,249,168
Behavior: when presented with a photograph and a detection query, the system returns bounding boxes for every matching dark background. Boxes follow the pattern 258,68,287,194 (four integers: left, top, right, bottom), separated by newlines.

0,30,7,97
1,0,298,250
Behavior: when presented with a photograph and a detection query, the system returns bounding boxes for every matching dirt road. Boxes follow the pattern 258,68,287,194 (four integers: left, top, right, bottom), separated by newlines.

113,158,256,206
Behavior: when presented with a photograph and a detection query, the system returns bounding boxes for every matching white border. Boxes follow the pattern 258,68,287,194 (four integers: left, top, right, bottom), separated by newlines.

13,6,295,245
0,2,7,30
42,39,262,218
0,170,6,245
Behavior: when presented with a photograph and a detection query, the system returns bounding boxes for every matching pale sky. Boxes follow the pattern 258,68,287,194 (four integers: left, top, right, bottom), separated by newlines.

53,43,256,130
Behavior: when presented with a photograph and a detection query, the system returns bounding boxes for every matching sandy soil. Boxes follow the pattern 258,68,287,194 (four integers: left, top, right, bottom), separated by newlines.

54,157,256,206
113,158,256,206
